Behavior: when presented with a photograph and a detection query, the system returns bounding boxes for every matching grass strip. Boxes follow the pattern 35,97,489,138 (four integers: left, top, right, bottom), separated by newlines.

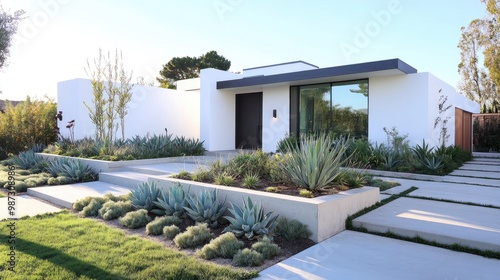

0,211,257,280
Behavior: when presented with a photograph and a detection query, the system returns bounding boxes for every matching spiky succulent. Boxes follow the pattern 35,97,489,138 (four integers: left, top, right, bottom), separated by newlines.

223,197,279,240
184,189,227,228
130,181,161,211
152,183,189,216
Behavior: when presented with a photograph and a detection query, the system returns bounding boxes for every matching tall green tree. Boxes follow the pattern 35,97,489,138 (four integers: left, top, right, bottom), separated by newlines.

458,0,500,113
0,5,24,70
157,50,230,89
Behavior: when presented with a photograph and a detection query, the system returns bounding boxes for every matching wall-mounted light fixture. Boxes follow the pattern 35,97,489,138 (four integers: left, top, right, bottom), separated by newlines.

273,109,277,118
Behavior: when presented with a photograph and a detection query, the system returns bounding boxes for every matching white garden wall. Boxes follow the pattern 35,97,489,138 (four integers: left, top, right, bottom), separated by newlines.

57,78,200,141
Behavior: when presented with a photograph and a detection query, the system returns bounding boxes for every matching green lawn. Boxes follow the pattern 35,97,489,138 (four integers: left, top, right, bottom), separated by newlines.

0,211,257,280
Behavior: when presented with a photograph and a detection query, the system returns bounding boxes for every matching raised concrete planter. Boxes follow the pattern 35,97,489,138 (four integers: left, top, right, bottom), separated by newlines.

151,176,379,243
36,153,203,173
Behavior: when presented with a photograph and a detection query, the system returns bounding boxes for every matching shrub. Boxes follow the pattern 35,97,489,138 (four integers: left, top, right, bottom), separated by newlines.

152,183,189,216
73,196,108,211
276,133,299,153
226,150,269,178
146,216,182,235
275,217,312,241
197,232,244,260
119,209,152,229
191,169,212,182
163,225,181,239
0,97,57,154
278,134,350,190
47,176,73,185
252,236,282,259
98,200,134,220
265,186,279,193
173,223,214,249
223,197,279,240
233,249,264,267
299,189,313,198
346,138,376,168
367,178,400,191
81,198,106,217
337,170,368,188
173,170,191,180
184,189,227,228
130,181,161,211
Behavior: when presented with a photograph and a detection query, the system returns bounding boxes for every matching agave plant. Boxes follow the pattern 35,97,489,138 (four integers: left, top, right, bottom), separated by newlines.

423,156,444,171
152,183,189,216
60,159,96,181
12,150,46,170
223,197,279,240
184,189,227,228
130,181,161,211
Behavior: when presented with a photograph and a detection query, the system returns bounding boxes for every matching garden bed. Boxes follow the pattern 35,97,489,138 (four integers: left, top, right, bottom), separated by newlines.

151,176,379,243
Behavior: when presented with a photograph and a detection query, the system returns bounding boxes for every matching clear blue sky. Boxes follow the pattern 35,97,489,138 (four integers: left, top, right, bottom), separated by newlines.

0,0,487,101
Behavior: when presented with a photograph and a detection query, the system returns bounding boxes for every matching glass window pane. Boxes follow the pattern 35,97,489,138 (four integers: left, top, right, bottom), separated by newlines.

299,84,331,135
331,80,368,138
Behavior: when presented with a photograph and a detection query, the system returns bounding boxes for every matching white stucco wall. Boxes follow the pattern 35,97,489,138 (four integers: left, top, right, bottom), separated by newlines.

369,72,480,148
262,85,290,152
200,69,240,151
57,78,200,141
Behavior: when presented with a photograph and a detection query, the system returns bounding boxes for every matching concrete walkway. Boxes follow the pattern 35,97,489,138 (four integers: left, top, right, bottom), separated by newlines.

0,195,61,220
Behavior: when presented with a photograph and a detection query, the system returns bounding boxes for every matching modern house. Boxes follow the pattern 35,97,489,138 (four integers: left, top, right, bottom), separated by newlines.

58,58,479,152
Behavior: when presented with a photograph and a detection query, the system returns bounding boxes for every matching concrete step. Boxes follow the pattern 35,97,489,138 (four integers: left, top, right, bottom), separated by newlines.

27,181,132,209
449,169,500,179
460,163,500,172
442,175,500,188
352,197,500,252
258,231,500,280
471,158,500,165
99,171,150,189
0,195,62,219
126,162,206,176
473,152,500,159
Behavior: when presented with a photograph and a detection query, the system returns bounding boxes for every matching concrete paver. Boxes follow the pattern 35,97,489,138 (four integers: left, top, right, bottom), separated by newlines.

0,195,61,220
128,162,206,175
27,181,132,209
449,169,500,179
258,230,500,280
377,177,500,207
461,163,500,172
352,197,500,251
442,175,500,187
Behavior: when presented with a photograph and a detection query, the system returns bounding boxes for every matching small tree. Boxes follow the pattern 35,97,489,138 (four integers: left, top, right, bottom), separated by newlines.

84,49,107,142
116,51,133,140
0,6,25,70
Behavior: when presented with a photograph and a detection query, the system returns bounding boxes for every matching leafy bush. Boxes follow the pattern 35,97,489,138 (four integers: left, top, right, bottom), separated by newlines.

47,176,73,185
0,97,57,154
223,197,279,240
225,150,269,178
146,216,182,235
173,223,214,249
278,134,350,190
184,189,227,228
251,236,282,259
152,183,189,216
346,138,376,168
274,217,312,241
119,209,152,229
81,198,106,217
233,249,264,267
130,181,161,211
197,232,244,260
163,225,181,239
98,200,134,220
276,133,299,153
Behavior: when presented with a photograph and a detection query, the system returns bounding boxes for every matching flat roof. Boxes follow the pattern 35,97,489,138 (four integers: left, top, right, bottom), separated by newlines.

217,58,417,89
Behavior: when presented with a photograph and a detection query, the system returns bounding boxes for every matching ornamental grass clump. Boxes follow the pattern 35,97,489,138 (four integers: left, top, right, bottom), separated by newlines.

197,232,244,260
274,217,312,241
173,223,214,249
278,134,350,191
119,209,152,229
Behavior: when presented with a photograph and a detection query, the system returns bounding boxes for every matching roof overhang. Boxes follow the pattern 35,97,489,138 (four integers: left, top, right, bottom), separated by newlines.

216,58,417,90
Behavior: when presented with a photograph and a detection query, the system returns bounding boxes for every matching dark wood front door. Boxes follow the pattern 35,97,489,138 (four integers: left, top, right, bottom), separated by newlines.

235,93,262,149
